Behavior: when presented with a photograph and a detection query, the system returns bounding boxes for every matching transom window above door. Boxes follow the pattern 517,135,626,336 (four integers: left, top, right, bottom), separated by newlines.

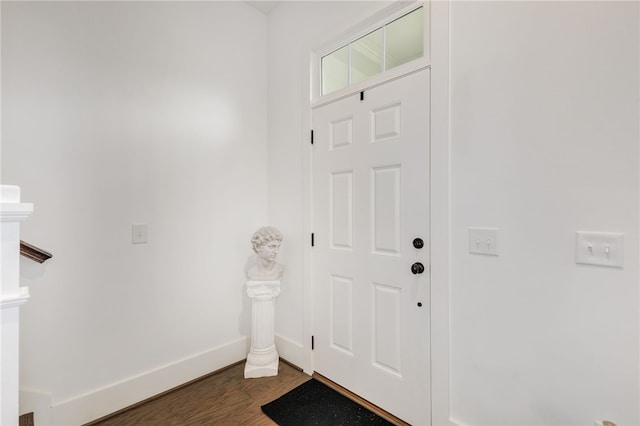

321,6,424,96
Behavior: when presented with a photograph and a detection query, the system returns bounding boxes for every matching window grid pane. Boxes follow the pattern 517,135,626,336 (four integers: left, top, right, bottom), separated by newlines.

350,28,384,85
322,46,349,95
385,7,424,71
320,7,423,96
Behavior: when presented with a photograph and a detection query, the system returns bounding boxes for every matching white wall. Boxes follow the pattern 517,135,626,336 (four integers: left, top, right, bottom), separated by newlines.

3,1,638,425
270,1,639,425
1,2,268,424
450,2,639,425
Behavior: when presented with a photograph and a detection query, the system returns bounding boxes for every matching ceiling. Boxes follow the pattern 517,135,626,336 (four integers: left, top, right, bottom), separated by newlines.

245,1,282,15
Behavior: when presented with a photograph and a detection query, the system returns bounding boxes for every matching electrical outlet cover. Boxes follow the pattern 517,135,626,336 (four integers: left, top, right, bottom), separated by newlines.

132,224,148,244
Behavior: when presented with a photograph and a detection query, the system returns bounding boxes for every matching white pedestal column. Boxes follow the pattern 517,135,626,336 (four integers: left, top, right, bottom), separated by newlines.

0,186,33,426
244,280,280,378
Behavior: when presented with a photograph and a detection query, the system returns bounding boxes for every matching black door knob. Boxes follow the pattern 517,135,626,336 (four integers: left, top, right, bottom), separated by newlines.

413,238,424,249
411,262,425,275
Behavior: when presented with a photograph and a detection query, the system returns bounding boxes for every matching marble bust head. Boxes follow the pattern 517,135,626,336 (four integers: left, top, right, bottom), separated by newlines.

246,226,284,281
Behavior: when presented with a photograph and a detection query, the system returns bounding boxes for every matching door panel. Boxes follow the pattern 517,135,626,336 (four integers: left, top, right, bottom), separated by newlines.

313,69,430,425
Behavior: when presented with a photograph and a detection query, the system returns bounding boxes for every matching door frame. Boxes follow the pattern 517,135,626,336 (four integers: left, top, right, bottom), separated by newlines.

300,1,452,425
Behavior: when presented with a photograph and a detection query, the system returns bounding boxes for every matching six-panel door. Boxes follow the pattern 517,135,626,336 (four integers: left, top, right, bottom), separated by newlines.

312,69,431,425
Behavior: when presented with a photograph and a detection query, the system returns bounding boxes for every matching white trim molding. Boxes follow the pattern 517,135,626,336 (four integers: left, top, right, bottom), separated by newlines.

48,337,248,425
429,1,453,425
1,185,34,426
449,416,468,426
0,185,33,222
0,287,30,310
0,203,35,222
275,333,305,369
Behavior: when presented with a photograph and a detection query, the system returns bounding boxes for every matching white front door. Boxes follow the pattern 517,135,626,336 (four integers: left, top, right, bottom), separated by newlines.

312,69,430,425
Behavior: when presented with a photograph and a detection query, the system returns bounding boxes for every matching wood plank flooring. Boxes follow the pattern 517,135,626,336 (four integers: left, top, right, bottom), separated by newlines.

87,361,311,425
19,412,35,426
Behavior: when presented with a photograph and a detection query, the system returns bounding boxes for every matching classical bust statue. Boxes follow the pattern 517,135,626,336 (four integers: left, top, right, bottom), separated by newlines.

246,226,284,281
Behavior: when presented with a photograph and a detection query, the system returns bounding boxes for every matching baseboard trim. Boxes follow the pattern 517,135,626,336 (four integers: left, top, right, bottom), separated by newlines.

22,336,303,426
449,416,467,426
48,337,247,426
20,388,52,426
274,333,304,367
87,356,305,426
85,359,246,425
312,372,410,426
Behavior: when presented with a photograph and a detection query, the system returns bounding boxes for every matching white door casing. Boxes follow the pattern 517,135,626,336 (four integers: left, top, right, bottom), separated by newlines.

312,69,431,425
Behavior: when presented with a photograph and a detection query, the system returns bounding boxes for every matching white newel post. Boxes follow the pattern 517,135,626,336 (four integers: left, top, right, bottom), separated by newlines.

244,280,280,378
0,186,33,426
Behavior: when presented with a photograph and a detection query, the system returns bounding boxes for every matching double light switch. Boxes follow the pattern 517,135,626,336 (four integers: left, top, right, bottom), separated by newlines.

575,231,623,268
469,228,499,256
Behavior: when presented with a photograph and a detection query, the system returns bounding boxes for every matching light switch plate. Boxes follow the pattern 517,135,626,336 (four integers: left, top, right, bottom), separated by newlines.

575,231,623,268
469,228,499,256
132,224,148,244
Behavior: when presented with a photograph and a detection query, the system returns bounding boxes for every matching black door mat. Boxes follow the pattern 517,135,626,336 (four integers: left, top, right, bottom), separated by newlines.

261,378,394,425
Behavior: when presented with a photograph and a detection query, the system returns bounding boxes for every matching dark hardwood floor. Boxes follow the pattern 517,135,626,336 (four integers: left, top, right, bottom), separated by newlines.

87,360,311,425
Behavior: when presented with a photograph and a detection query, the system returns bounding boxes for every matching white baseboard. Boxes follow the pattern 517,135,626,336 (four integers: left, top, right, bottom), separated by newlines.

449,416,467,426
21,335,305,426
27,337,248,426
20,388,52,426
275,333,305,369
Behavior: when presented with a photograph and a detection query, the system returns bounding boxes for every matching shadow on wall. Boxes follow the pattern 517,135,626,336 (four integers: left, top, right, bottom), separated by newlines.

20,257,50,281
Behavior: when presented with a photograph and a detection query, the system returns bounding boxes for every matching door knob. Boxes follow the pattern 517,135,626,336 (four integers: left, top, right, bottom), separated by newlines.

411,262,425,275
413,238,424,249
